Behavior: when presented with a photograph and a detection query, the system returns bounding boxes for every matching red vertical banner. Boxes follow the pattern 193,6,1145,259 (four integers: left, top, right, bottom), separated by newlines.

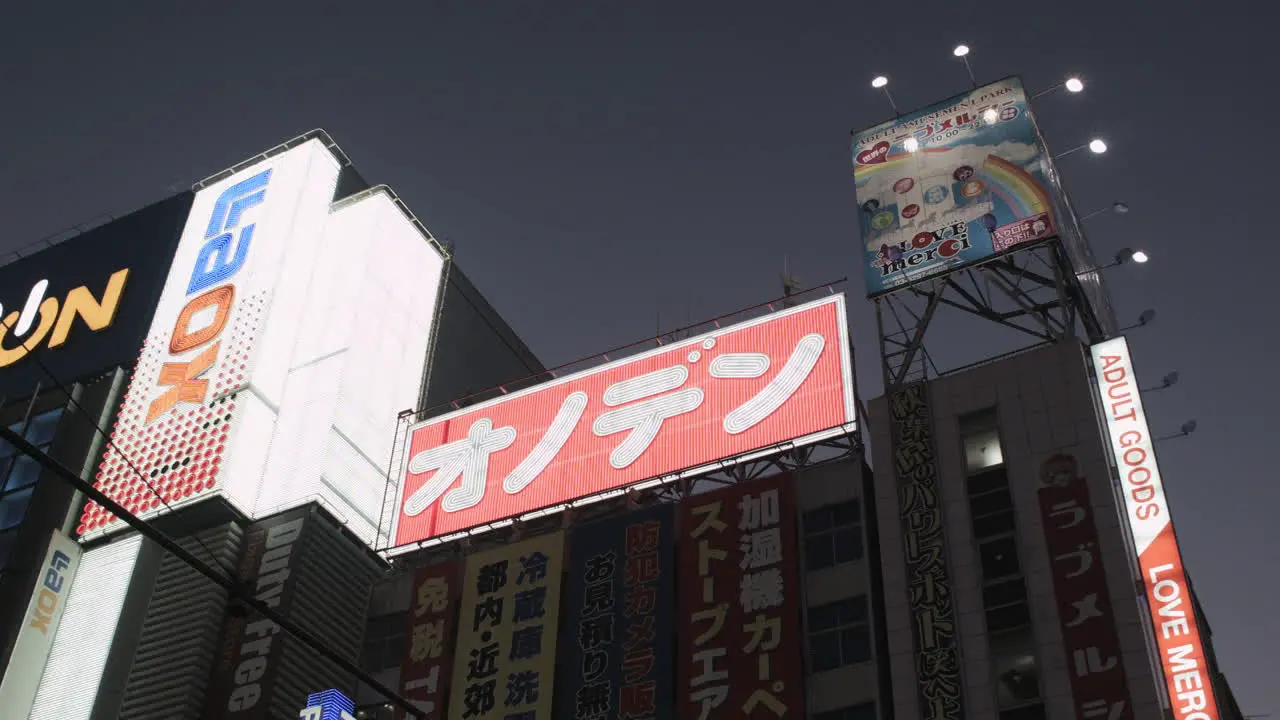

397,562,462,720
1038,454,1134,720
677,474,806,719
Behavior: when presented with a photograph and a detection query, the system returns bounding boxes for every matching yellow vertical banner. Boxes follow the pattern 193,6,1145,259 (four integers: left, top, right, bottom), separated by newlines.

449,532,565,720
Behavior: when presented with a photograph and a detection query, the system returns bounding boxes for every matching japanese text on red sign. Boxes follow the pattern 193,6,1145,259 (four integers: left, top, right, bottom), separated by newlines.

1038,454,1133,720
395,298,853,546
399,564,459,720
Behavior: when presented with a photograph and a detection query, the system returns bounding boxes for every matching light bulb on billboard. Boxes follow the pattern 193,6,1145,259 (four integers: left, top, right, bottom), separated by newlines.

1131,249,1149,263
953,44,970,57
871,76,888,89
983,108,999,124
1065,77,1084,93
903,137,920,153
1089,139,1108,154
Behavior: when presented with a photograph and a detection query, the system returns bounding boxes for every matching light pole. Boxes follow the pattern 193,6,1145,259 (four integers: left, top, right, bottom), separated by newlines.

1119,308,1156,332
871,75,899,115
1140,371,1180,393
953,45,977,88
1055,138,1108,158
1079,201,1130,222
1154,420,1197,443
1033,75,1086,99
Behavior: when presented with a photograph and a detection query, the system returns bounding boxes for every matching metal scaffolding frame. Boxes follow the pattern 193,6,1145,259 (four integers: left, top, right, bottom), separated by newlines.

874,240,1103,390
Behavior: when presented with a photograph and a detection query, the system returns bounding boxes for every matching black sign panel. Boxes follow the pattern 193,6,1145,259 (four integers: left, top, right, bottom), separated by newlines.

0,193,192,398
891,383,965,720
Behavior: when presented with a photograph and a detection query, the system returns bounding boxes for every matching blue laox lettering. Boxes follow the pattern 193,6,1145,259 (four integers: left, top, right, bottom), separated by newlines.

187,170,271,296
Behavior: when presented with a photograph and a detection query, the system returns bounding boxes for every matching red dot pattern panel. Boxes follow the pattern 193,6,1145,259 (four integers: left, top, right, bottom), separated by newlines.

78,290,269,535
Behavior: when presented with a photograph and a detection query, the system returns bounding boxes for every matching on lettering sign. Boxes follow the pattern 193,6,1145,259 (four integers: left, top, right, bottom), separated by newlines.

393,296,855,546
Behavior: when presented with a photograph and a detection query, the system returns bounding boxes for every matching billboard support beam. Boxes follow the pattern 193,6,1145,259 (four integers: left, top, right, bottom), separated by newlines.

876,243,1092,390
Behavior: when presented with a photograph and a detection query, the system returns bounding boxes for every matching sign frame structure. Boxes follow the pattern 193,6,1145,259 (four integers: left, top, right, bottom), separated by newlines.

0,529,82,718
386,294,857,553
1090,337,1221,720
853,76,1063,298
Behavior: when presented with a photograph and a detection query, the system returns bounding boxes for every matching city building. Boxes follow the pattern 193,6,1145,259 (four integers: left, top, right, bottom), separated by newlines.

354,455,888,720
0,130,544,719
856,77,1245,720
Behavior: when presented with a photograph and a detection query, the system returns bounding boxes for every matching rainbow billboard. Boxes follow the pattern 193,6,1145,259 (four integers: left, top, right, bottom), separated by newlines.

853,76,1060,297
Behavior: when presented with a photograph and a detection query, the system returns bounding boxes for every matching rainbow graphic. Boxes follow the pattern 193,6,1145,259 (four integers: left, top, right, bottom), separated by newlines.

978,154,1053,220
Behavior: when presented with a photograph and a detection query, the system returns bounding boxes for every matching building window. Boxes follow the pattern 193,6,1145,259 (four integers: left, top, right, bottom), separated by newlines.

962,408,1004,473
361,612,408,672
355,703,395,720
0,408,63,570
959,408,1043,708
803,499,865,571
991,628,1043,711
807,595,872,672
815,702,877,720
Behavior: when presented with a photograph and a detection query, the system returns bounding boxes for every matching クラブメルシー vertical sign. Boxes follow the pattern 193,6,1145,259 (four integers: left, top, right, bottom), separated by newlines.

556,503,676,719
853,77,1058,297
890,384,964,720
1037,453,1134,720
398,562,462,720
450,533,565,720
677,474,806,719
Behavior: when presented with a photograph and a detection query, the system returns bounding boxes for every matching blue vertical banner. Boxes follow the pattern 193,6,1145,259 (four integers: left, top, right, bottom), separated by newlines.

556,504,676,720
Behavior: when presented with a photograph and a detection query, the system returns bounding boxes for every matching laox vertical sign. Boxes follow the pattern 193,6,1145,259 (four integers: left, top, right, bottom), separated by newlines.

79,140,341,538
1090,337,1220,720
0,530,83,717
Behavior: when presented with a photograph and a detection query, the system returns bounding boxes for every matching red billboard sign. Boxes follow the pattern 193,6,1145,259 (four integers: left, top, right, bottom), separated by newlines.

396,562,462,720
676,474,806,719
391,295,854,547
1037,454,1134,720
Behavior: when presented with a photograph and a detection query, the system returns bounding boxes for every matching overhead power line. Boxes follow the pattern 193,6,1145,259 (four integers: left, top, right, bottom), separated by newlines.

0,426,427,719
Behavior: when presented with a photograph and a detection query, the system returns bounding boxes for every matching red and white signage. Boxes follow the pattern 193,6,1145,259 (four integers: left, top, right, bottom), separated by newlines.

1090,337,1219,720
1037,453,1133,720
391,295,855,547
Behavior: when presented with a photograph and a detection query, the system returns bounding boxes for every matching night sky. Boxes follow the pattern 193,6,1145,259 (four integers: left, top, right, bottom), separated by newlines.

2,1,1269,712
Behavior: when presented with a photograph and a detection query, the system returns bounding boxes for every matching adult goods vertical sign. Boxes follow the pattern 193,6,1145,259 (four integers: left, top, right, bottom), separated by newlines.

1091,337,1220,720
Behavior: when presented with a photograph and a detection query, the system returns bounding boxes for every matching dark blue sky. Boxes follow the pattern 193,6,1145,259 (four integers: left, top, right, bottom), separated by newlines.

1,0,1270,712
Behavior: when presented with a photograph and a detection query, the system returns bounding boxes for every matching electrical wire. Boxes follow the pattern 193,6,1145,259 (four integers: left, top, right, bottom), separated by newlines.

24,352,243,586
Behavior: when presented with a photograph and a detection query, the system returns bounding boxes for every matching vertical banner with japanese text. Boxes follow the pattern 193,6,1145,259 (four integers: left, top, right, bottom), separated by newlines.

556,504,676,720
398,562,462,720
677,474,806,719
450,532,565,720
1038,454,1134,720
890,384,965,720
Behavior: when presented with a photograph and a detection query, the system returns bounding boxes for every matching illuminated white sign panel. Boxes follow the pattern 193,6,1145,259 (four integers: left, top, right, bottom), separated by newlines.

79,137,445,548
0,530,82,717
29,534,144,720
1091,337,1220,720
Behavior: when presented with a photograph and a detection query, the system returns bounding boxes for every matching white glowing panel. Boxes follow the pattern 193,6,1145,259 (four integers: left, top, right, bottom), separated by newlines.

80,141,342,539
29,534,144,720
0,530,82,718
248,189,444,545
